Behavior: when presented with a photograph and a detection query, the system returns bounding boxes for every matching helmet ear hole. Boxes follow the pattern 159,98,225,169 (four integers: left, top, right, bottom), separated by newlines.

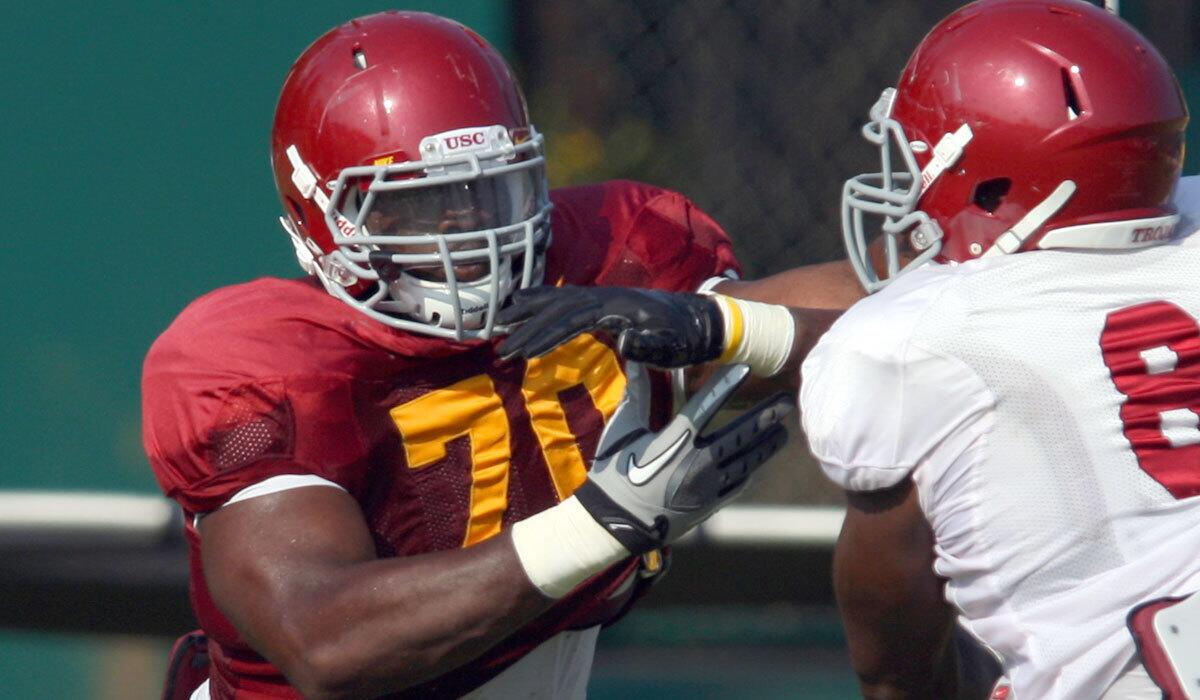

972,178,1012,214
1062,68,1085,121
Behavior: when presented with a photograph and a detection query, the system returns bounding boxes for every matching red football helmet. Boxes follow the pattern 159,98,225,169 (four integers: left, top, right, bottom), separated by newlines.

271,11,551,339
843,0,1188,292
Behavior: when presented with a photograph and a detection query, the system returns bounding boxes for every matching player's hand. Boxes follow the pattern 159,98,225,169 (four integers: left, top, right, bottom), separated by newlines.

496,285,725,368
575,363,793,554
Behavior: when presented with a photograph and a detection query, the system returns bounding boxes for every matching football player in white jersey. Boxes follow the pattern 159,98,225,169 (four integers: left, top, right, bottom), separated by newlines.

499,1,1199,697
801,1,1197,697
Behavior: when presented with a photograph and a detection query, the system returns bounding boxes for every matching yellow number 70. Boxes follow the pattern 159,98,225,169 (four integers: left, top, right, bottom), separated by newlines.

388,335,628,547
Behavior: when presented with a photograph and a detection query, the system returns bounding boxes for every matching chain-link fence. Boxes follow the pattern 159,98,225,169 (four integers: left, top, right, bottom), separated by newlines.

517,0,959,277
513,0,1200,505
515,0,1200,279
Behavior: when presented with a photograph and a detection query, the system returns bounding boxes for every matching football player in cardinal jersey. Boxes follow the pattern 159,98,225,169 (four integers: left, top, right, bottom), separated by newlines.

142,11,808,700
497,1,1200,698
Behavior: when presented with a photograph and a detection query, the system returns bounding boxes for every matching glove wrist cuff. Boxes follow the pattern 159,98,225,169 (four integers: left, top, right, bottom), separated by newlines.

511,494,630,598
574,480,667,554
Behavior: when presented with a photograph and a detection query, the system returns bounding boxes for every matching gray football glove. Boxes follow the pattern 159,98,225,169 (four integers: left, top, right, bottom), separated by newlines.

575,362,794,554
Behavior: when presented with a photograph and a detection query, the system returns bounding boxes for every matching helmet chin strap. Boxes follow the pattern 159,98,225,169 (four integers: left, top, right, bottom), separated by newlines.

981,180,1077,258
279,216,320,276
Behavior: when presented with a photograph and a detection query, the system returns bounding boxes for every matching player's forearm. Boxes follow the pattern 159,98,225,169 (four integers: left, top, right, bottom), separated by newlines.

681,304,841,400
777,305,843,388
498,260,861,386
256,492,632,700
702,274,847,396
714,259,862,365
714,259,865,311
264,534,553,700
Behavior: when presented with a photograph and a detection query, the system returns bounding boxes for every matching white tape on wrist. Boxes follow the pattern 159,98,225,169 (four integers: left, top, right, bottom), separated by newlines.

709,295,795,377
510,495,631,598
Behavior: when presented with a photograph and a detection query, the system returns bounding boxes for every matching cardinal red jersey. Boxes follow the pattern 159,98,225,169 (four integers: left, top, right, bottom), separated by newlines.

142,180,739,699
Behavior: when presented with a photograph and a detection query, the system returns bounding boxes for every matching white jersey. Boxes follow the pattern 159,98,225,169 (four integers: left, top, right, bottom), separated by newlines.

801,176,1200,699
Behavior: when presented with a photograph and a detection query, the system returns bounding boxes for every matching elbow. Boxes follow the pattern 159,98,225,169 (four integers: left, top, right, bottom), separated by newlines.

283,645,373,700
270,619,374,700
279,629,428,700
289,676,358,700
276,643,353,700
289,679,352,700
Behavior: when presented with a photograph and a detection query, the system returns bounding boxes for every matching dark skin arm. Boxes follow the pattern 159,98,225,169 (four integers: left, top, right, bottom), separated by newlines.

715,259,868,311
199,485,554,700
683,259,863,397
834,478,995,700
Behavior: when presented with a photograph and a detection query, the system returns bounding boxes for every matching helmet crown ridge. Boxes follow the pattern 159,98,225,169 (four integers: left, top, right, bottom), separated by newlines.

272,12,530,246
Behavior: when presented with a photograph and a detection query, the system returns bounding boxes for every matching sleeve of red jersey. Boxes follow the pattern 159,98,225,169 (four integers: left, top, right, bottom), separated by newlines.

593,180,741,291
143,373,370,516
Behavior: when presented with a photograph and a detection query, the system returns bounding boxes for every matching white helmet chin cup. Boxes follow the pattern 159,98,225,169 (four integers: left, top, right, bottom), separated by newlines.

379,260,516,332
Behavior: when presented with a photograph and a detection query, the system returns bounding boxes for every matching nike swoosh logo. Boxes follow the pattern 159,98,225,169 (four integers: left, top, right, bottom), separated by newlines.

627,429,692,485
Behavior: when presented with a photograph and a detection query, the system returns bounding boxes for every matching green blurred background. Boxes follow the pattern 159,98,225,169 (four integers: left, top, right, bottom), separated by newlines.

2,4,511,698
1,1,1196,698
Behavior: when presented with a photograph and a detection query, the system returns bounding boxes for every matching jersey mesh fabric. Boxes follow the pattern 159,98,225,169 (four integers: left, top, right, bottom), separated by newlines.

802,176,1200,699
207,383,294,472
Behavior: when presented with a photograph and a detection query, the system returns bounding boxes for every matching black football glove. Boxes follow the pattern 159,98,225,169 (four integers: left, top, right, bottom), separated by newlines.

578,362,793,554
497,285,725,368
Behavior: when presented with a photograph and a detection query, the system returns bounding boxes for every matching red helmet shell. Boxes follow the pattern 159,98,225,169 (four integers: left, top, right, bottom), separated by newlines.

270,11,531,254
892,0,1188,262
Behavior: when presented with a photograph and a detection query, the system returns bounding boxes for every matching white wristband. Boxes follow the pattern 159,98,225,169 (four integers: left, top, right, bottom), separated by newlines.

708,295,795,377
510,496,631,598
